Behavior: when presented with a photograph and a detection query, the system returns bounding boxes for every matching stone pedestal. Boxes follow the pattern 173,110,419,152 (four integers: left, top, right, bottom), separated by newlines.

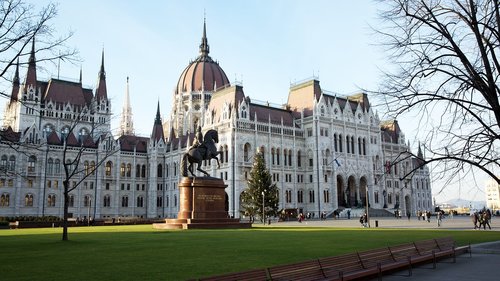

153,177,251,229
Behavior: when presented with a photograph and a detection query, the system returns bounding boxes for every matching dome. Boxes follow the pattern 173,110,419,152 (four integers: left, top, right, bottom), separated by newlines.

176,21,230,94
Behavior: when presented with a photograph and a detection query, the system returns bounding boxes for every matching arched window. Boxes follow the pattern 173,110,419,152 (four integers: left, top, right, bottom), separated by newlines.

25,194,34,206
358,137,362,155
121,196,129,207
244,143,251,162
351,136,355,154
157,196,163,207
136,196,144,207
54,159,61,174
136,164,141,178
120,163,126,177
84,195,92,207
276,149,280,165
47,158,54,175
283,149,288,166
126,163,132,177
339,134,343,152
0,155,7,170
28,156,36,173
323,189,330,203
84,161,90,175
346,136,350,153
68,195,75,207
141,164,146,177
297,150,302,167
105,161,112,176
47,194,56,207
157,164,163,178
0,194,10,207
363,138,367,155
297,190,303,203
8,156,15,171
334,134,338,152
90,161,95,175
271,148,275,165
103,195,111,207
285,190,292,203
309,190,315,203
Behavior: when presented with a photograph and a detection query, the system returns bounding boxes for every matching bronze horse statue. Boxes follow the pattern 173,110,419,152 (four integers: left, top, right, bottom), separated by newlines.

180,129,221,177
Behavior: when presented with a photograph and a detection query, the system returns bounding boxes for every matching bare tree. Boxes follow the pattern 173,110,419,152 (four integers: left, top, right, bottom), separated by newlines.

0,0,76,99
59,107,118,241
374,0,500,184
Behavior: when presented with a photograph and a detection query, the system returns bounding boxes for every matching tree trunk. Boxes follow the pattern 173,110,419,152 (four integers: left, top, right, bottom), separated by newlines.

62,181,69,241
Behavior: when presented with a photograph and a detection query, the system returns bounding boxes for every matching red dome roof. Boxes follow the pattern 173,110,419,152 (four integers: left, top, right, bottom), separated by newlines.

176,21,230,94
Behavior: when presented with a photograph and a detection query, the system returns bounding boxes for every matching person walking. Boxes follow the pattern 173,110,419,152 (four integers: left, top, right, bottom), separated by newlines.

437,211,443,227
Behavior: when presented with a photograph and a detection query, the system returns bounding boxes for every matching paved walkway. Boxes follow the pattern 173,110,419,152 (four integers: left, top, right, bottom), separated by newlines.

269,215,498,231
268,216,499,281
372,241,500,281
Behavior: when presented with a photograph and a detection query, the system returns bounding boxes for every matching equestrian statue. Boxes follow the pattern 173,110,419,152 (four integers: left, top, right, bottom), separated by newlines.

180,127,221,177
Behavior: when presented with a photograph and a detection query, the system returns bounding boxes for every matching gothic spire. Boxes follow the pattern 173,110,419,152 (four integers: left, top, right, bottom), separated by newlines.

24,38,37,90
199,18,209,57
120,76,134,135
9,59,20,104
151,101,165,142
95,48,108,100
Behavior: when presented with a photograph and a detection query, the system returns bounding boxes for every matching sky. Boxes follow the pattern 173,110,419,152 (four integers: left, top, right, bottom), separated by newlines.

0,0,490,205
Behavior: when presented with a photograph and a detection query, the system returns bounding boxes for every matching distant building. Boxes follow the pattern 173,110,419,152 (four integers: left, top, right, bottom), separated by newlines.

0,22,432,220
485,178,500,210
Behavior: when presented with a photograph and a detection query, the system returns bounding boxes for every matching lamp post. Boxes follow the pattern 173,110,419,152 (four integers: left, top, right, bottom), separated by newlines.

262,191,265,225
365,187,370,227
87,197,91,226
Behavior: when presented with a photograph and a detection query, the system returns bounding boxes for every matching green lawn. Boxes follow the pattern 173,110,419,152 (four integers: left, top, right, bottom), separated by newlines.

0,225,498,281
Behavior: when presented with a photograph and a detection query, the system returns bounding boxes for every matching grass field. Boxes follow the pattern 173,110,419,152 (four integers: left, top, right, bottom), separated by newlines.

0,225,498,280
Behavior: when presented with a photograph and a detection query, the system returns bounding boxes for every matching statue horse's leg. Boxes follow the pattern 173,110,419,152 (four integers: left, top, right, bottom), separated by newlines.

188,162,196,177
212,150,222,169
196,160,210,177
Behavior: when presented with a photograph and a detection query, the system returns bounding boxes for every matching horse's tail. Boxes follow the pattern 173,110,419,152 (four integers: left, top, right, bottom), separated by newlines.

180,153,188,177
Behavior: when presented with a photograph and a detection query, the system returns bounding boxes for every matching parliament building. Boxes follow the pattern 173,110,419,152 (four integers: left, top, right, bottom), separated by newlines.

0,22,432,220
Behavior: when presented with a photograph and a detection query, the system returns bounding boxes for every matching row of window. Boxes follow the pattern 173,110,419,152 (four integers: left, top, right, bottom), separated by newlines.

282,189,331,204
0,193,155,208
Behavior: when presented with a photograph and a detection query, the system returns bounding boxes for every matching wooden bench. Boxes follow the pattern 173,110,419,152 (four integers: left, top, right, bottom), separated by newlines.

267,259,334,281
358,247,412,278
389,242,435,267
413,238,455,268
318,252,379,281
197,268,270,281
435,236,471,259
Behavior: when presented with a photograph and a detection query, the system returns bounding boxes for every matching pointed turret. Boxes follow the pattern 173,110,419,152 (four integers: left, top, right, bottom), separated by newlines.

23,38,37,93
417,142,423,159
151,102,165,143
120,76,134,135
9,59,20,104
95,49,107,100
199,18,209,57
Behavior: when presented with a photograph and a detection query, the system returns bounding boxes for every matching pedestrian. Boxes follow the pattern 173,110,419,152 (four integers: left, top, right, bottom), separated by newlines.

407,211,411,221
347,209,351,220
471,211,478,229
437,211,442,227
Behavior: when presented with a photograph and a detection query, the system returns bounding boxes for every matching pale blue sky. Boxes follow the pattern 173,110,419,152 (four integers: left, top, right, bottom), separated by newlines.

1,0,488,204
